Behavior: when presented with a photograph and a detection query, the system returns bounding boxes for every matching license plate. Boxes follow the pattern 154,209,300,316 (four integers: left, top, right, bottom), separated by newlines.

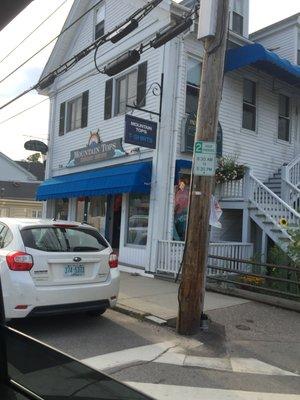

64,264,85,277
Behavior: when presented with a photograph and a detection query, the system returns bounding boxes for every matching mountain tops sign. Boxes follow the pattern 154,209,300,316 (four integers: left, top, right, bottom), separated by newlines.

66,131,126,168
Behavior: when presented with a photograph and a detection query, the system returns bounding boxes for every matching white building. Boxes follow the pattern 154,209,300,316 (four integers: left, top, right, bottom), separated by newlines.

38,0,300,274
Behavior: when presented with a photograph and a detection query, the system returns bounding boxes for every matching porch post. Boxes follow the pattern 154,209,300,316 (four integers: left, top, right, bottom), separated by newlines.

261,231,268,263
242,167,251,243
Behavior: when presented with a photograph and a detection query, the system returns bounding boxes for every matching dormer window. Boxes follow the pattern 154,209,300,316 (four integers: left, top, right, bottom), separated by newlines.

95,4,105,40
232,11,243,35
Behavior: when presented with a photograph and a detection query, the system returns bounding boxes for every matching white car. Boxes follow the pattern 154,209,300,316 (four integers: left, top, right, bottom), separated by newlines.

0,218,120,320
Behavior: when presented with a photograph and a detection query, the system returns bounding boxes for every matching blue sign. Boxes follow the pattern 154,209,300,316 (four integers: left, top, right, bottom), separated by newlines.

124,115,157,149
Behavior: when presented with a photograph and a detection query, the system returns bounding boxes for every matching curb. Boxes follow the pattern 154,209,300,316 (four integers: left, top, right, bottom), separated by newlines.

114,303,171,326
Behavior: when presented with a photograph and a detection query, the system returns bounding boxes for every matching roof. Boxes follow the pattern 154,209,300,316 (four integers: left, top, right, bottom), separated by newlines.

0,181,41,200
0,218,82,228
0,151,37,181
225,43,300,86
15,161,45,181
250,13,300,39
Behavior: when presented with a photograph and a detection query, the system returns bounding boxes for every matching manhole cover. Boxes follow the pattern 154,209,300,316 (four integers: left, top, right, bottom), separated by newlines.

235,324,251,331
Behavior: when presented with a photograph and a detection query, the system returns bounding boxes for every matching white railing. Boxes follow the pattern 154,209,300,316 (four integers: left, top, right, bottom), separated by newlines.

249,173,300,228
287,156,300,187
281,156,300,210
215,178,244,199
156,240,254,277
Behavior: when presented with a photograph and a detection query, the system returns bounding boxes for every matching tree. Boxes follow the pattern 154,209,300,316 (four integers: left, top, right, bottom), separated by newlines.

27,153,41,163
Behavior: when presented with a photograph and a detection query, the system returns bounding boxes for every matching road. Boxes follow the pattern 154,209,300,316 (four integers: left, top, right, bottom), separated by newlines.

10,302,300,400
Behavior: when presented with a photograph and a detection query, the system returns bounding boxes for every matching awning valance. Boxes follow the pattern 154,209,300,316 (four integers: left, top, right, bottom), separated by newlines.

36,161,152,201
225,43,300,86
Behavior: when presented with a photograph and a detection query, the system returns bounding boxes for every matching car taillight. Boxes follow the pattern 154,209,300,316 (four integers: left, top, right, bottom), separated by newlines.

6,252,33,271
109,253,118,269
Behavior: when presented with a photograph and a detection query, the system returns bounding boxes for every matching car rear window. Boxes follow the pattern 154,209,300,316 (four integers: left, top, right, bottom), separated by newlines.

20,226,108,252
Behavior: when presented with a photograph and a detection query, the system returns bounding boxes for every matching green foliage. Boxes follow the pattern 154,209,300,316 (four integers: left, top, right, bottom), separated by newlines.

215,155,245,184
27,153,41,163
268,245,290,266
287,227,300,266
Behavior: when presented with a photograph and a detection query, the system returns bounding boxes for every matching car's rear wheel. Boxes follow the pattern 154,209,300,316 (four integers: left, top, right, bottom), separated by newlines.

86,308,107,317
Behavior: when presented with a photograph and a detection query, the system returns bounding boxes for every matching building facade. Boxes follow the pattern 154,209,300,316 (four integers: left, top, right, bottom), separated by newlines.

38,0,300,272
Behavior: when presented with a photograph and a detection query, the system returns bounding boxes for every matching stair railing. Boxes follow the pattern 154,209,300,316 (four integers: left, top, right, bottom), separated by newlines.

248,173,300,229
281,156,300,210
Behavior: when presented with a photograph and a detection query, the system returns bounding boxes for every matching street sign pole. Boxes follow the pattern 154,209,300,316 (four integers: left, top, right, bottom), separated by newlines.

177,0,229,335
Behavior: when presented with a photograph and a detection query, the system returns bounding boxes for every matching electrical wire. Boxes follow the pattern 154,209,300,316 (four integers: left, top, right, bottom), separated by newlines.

0,0,103,85
0,98,48,125
0,0,69,65
0,0,164,111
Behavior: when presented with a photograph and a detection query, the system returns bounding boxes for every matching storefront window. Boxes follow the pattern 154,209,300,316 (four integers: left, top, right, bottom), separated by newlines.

127,194,149,246
173,174,190,241
54,199,69,220
76,197,107,237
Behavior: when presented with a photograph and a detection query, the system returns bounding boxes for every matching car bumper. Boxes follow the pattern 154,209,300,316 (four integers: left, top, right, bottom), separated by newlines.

2,268,120,319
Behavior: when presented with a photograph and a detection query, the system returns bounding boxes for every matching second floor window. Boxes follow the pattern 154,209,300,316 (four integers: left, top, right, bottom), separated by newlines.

59,91,89,135
115,70,138,115
95,4,105,39
278,94,290,141
104,62,147,119
186,57,201,116
242,79,256,131
232,11,243,35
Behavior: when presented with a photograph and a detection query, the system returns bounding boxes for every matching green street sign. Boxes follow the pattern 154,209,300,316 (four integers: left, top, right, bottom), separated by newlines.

194,140,216,176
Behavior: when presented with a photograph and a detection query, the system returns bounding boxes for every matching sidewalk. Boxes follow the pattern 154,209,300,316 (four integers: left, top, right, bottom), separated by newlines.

117,269,250,323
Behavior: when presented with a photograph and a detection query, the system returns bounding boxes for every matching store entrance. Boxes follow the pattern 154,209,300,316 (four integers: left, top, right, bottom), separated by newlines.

107,195,122,252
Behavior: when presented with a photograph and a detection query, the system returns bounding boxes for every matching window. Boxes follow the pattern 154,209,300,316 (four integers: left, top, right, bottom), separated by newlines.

104,62,147,119
278,94,290,141
232,11,243,35
115,70,138,115
173,174,190,241
0,223,12,248
186,57,201,116
54,199,69,220
127,194,149,246
95,4,105,39
32,210,42,218
297,49,300,65
242,79,256,131
183,57,201,153
59,91,89,135
76,196,107,237
21,227,108,252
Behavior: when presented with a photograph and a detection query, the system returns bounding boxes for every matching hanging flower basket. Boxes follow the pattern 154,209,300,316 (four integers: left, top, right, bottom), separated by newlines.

215,156,246,184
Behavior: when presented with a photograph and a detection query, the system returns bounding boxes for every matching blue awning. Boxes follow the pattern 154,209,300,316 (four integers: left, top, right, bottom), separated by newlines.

36,161,152,201
225,43,300,86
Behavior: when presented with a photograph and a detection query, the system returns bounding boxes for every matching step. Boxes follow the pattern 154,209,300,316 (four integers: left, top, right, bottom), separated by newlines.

262,220,273,225
255,213,265,218
279,236,291,242
270,228,282,233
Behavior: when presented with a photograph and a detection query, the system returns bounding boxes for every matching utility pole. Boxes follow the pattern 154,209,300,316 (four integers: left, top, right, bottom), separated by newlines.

177,0,229,335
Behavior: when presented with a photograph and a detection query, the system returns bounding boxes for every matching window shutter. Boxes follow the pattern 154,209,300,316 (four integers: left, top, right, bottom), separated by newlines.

59,102,66,136
104,79,113,120
137,61,147,107
81,90,89,128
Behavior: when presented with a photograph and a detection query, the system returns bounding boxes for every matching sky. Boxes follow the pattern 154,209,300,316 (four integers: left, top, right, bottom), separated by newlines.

0,0,299,161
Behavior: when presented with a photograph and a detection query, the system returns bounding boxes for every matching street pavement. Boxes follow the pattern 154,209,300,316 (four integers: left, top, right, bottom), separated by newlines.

11,301,300,400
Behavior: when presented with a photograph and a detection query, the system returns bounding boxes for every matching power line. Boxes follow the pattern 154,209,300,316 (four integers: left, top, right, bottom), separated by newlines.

0,98,48,125
0,0,103,85
0,0,69,65
0,0,164,111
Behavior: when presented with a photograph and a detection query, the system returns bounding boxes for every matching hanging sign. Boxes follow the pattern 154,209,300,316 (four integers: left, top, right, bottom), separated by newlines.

66,131,126,168
194,141,216,176
124,115,157,149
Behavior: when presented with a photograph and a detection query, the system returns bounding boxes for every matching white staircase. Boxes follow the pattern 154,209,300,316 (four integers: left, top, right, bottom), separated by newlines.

247,157,300,254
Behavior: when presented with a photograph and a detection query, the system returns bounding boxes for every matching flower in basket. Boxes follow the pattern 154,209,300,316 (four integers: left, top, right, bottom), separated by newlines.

215,156,246,184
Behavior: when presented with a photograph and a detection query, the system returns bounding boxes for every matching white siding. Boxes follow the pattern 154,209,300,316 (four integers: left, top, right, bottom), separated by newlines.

251,26,297,64
0,155,37,182
220,68,297,181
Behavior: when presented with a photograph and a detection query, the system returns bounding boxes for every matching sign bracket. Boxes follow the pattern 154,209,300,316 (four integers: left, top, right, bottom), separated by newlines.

126,73,164,122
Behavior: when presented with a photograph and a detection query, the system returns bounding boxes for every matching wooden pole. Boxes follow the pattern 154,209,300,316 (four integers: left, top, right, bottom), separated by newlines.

177,0,229,335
